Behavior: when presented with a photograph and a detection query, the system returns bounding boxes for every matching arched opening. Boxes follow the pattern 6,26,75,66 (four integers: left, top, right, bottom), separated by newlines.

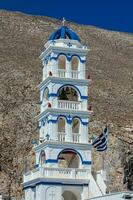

72,118,80,133
71,56,79,71
62,191,79,200
42,88,49,103
72,118,80,143
58,150,80,168
58,86,78,101
39,150,46,166
58,117,66,141
58,55,66,70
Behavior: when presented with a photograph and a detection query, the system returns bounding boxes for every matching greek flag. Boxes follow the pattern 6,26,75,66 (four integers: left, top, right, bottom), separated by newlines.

92,125,109,152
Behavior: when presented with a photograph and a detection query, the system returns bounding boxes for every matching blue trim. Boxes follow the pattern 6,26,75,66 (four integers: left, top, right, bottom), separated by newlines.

34,164,39,168
24,181,89,189
49,93,58,97
48,94,88,100
71,116,88,126
82,122,89,126
48,119,57,124
50,53,85,63
41,119,45,126
47,115,88,126
57,115,68,121
82,161,92,165
57,53,70,60
81,96,88,100
45,159,58,164
71,54,86,63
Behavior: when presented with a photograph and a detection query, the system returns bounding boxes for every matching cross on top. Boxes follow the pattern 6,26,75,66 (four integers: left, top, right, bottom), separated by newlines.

62,17,66,26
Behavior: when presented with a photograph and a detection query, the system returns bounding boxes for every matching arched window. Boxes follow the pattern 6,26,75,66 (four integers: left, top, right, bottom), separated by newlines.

58,117,66,133
72,118,80,134
58,86,78,101
39,150,46,166
58,55,66,70
71,57,79,71
58,117,66,141
43,88,49,102
58,150,80,168
72,118,80,143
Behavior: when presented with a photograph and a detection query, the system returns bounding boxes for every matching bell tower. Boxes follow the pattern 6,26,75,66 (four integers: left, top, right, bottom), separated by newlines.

23,25,102,200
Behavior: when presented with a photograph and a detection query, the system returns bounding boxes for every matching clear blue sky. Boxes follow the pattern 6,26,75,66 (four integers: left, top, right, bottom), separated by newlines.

0,0,133,33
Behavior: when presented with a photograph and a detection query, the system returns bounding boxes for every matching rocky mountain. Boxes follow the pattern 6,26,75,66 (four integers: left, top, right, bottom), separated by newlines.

0,10,133,198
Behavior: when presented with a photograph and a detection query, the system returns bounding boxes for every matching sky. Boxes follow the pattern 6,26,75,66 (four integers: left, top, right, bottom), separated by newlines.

0,0,133,33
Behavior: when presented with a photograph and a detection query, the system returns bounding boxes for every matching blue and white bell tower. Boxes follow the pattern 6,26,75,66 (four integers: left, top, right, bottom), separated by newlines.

23,25,102,200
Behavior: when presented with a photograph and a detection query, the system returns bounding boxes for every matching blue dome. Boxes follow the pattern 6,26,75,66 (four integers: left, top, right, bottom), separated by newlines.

48,26,80,42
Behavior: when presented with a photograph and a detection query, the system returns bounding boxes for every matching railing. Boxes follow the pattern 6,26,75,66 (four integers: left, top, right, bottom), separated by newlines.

58,100,80,110
58,69,78,79
72,133,80,143
58,132,80,143
24,167,90,182
71,70,78,79
42,67,89,80
58,69,66,78
58,132,66,141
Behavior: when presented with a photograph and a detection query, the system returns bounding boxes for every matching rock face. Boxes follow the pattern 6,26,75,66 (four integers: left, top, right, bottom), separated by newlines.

0,10,133,198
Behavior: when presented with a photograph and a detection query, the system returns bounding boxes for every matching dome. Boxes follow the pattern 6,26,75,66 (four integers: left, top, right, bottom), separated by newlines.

48,26,81,42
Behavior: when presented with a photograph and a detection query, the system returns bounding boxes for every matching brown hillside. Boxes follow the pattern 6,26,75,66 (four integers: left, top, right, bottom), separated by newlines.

0,10,133,198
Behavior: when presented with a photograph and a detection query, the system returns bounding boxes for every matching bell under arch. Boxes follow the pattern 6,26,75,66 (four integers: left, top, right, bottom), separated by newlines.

58,86,79,101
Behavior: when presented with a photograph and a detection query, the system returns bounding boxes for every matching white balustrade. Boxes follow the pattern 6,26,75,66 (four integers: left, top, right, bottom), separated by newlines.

58,100,80,110
58,69,66,78
24,167,90,182
71,70,78,79
43,67,80,79
72,133,80,143
58,132,66,141
58,69,79,79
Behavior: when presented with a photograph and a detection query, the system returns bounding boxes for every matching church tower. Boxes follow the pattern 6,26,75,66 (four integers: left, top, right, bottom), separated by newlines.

23,24,102,200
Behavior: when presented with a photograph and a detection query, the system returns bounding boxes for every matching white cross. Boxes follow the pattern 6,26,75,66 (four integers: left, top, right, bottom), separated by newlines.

62,17,66,26
49,191,55,200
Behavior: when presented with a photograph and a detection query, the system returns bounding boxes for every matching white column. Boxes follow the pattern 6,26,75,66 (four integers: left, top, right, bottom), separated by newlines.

80,62,86,79
66,60,71,78
51,60,58,77
81,124,88,143
51,122,58,140
65,122,72,142
81,100,88,111
82,185,89,200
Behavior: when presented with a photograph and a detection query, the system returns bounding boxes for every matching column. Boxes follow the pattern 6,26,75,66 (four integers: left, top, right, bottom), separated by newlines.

66,59,71,78
65,121,72,142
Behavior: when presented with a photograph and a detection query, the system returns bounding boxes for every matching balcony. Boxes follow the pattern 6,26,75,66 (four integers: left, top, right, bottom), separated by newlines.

58,69,78,79
58,100,80,110
58,132,66,141
23,167,90,183
58,132,80,143
72,133,80,143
